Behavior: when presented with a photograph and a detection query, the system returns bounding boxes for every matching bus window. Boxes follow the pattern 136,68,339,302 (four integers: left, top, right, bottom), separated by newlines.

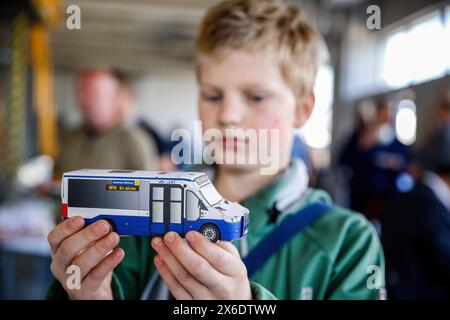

200,183,223,206
106,187,139,210
186,190,200,221
152,187,164,223
170,187,182,224
153,187,164,200
171,203,182,223
152,202,164,223
68,179,106,208
171,188,182,201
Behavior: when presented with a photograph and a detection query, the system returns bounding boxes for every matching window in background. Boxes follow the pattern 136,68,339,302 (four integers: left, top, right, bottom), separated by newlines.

296,64,334,168
299,64,334,150
395,99,417,145
408,12,447,84
382,30,412,88
382,11,449,89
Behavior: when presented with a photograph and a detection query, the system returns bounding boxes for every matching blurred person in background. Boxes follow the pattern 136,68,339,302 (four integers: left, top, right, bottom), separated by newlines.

115,70,177,172
418,89,450,174
339,101,411,222
54,68,159,177
380,97,450,298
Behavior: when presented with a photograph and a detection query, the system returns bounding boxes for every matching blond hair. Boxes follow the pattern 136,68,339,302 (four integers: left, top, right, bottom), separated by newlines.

195,0,320,98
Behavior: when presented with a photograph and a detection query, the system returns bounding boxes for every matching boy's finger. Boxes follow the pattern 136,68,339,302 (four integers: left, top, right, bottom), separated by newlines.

72,232,120,280
154,256,193,300
151,237,210,294
161,232,226,288
47,216,85,254
81,247,125,292
55,220,111,270
216,240,241,258
185,231,238,276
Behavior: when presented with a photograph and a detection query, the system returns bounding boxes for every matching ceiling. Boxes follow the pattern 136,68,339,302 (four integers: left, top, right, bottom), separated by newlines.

50,0,218,73
49,0,366,73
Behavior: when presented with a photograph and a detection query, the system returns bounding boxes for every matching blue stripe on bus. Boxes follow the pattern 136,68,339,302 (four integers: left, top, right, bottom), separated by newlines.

82,214,243,241
63,175,194,182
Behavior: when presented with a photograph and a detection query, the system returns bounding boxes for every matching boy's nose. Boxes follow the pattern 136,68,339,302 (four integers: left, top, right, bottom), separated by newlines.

218,96,245,126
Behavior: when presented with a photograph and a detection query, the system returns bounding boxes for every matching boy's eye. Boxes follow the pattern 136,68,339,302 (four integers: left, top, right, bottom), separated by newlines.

251,96,265,102
247,94,268,103
202,93,222,103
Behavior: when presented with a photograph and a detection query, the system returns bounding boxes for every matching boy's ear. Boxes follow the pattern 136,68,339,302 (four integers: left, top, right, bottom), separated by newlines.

294,91,315,128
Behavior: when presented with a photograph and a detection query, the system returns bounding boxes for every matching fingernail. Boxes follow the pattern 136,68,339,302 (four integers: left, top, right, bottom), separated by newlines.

95,221,109,234
165,232,175,244
152,237,162,248
72,217,83,227
115,248,125,260
186,232,195,242
111,232,119,244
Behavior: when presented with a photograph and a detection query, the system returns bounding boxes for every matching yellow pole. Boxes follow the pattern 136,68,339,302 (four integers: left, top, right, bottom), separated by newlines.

6,13,28,186
30,23,58,158
29,0,62,159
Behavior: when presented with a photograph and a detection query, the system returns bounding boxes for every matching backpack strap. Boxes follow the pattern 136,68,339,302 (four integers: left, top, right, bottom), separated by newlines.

243,202,332,278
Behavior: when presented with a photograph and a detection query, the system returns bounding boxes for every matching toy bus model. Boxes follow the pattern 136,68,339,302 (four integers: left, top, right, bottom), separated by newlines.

61,169,249,242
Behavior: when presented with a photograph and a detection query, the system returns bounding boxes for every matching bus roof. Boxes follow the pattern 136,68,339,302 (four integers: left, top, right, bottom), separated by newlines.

63,169,206,183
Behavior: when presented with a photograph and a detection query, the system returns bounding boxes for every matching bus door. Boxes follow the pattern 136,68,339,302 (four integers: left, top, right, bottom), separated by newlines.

150,184,184,236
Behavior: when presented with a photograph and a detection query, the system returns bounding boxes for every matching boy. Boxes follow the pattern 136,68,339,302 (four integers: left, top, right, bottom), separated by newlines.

46,0,385,300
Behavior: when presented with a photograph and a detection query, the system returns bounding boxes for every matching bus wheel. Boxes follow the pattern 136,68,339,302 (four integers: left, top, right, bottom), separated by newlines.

200,224,220,242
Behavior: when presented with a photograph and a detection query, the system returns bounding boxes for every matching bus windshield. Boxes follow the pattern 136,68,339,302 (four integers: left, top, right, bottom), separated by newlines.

199,182,223,207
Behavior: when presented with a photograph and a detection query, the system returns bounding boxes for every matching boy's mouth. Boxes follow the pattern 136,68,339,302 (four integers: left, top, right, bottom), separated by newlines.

223,136,237,147
222,136,249,149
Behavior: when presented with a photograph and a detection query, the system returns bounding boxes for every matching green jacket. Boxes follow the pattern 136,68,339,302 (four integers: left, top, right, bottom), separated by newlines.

46,161,385,300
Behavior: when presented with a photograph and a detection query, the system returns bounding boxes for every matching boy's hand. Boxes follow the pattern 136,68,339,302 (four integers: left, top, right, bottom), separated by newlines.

47,217,125,300
151,231,252,300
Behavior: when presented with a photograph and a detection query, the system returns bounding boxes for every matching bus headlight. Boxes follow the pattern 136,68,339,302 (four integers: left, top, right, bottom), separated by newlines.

224,215,241,223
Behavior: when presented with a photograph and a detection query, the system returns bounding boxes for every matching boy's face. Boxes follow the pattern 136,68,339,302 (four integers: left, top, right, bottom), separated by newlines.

198,50,309,173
